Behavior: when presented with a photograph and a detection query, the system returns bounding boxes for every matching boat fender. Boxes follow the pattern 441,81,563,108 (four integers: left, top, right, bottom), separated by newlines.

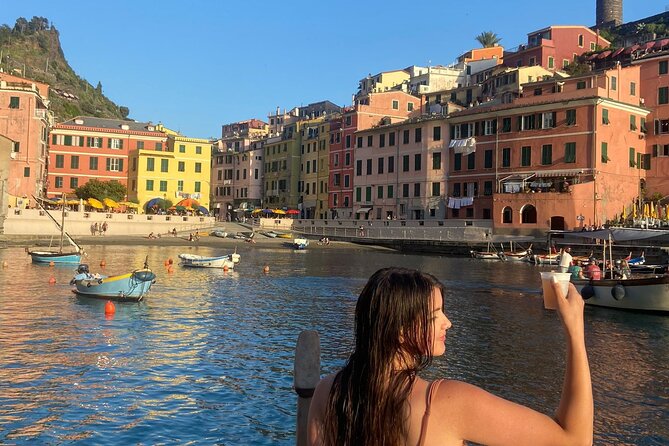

611,284,625,301
581,284,595,300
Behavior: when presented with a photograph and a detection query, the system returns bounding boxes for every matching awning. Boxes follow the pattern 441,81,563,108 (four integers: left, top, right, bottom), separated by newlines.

597,50,612,59
643,41,656,50
356,208,372,213
500,173,535,182
611,47,625,57
655,39,669,50
623,44,640,54
448,137,477,155
534,169,584,178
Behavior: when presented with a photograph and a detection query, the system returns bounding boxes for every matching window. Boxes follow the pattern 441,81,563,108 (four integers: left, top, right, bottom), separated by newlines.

379,134,385,148
392,100,399,110
432,152,441,170
70,155,79,169
345,153,351,165
502,117,512,132
566,109,577,126
366,159,372,175
160,180,167,192
467,153,475,170
355,188,362,202
89,157,98,170
503,206,513,223
377,186,384,199
414,183,420,197
502,148,511,167
484,120,497,135
147,158,155,171
601,142,609,163
402,184,409,197
346,135,351,148
433,126,441,141
548,56,554,69
565,142,576,163
454,153,462,171
432,182,440,196
660,60,668,75
64,135,73,146
70,177,78,189
161,159,169,172
521,146,531,166
195,162,202,173
367,135,373,146
578,35,584,46
415,154,421,171
179,144,186,153
629,115,637,131
641,118,647,133
9,97,19,109
407,102,414,112
656,119,669,134
541,144,552,165
23,166,30,177
403,130,410,144
522,114,536,130
357,136,362,148
484,181,493,196
107,158,123,172
356,160,362,176
55,155,64,168
629,147,636,167
55,177,63,188
389,132,395,146
178,161,185,172
602,109,610,125
452,183,461,197
378,157,384,174
659,87,669,105
365,187,372,202
630,82,636,96
195,181,201,193
344,175,350,187
177,180,184,192
577,81,586,90
415,128,422,143
484,150,493,168
388,156,395,173
110,138,123,149
387,185,394,198
610,76,617,91
403,155,410,172
542,112,556,129
196,146,202,154
155,142,163,151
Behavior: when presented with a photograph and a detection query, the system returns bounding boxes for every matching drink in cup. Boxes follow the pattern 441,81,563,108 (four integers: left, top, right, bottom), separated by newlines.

540,272,571,310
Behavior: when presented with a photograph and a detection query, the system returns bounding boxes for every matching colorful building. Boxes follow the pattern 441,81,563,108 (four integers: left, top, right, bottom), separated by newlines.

447,65,648,235
48,117,165,199
128,124,210,213
299,117,326,219
0,73,51,207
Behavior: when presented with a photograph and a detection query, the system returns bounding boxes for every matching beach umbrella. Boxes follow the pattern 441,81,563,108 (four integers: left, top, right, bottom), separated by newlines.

87,198,104,209
197,206,209,215
286,209,300,215
175,206,186,212
103,197,119,208
273,209,286,215
651,202,658,219
262,209,273,214
251,209,262,215
621,205,627,221
633,204,637,219
175,198,200,208
643,203,650,218
119,201,139,208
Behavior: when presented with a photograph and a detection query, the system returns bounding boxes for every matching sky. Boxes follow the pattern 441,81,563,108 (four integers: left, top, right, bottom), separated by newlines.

1,1,664,139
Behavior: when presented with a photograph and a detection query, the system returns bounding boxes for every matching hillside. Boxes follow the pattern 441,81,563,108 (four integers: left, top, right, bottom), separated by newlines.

0,16,128,123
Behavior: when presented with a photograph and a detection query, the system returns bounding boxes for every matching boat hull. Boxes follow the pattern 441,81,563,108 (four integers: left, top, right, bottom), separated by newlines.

30,251,82,264
178,253,239,268
573,276,669,312
471,251,502,260
293,238,309,250
73,269,155,302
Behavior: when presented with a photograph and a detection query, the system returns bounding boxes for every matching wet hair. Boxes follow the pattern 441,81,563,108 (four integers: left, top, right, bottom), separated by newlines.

323,267,444,446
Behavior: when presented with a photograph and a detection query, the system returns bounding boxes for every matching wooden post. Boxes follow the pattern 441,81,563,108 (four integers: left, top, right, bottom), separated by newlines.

294,330,320,446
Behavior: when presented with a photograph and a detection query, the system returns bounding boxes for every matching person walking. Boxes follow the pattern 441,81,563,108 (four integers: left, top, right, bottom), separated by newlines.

101,221,108,236
559,247,573,273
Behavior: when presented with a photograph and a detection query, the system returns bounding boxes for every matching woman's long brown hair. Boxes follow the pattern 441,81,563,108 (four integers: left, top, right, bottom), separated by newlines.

322,267,443,445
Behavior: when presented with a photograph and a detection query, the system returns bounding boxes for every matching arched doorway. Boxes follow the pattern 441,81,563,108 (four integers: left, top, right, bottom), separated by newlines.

502,206,513,223
550,216,565,230
521,204,537,223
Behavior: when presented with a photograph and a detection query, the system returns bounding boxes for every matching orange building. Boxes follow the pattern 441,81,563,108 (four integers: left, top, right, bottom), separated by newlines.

0,73,50,206
447,65,648,236
47,117,166,197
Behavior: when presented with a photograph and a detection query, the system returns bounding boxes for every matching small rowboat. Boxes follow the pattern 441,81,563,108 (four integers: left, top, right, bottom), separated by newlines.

178,252,241,268
293,238,309,250
70,260,155,302
471,242,504,260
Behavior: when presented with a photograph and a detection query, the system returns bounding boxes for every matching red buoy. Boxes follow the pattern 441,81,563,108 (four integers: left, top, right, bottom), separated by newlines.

164,259,169,266
104,300,115,315
263,265,270,274
100,259,106,267
48,276,56,284
168,258,173,265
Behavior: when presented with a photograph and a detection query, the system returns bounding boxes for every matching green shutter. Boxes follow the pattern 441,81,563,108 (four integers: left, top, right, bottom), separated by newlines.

653,145,659,157
106,158,111,171
601,142,608,163
118,159,124,172
107,138,111,148
119,140,124,149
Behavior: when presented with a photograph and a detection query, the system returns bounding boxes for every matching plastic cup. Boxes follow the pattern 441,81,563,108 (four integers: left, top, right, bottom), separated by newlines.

540,272,571,310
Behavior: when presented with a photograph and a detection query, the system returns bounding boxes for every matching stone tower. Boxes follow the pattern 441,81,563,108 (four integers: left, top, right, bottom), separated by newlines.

596,0,623,27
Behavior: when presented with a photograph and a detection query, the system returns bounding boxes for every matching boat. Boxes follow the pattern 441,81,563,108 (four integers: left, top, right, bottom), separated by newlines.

293,238,309,250
259,230,278,238
276,232,293,239
564,227,669,312
70,260,155,302
210,230,228,238
471,242,504,260
501,242,532,261
28,193,84,264
178,252,241,268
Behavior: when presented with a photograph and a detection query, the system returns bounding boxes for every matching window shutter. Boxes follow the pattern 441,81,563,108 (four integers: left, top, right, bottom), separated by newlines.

118,159,124,172
474,122,480,136
551,112,557,127
106,158,111,171
492,119,497,133
86,137,91,147
107,138,111,148
656,119,660,135
450,125,455,139
119,140,124,149
79,137,84,147
517,116,522,131
653,145,659,157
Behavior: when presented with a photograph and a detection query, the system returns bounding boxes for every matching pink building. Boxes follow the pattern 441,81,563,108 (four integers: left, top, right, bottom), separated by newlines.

0,73,50,207
504,26,610,72
447,65,647,235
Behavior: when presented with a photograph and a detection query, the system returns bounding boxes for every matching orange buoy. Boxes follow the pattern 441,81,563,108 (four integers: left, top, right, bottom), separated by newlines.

2,261,7,268
263,265,270,274
100,259,106,267
104,300,116,315
49,261,55,267
167,265,174,274
48,276,56,284
164,259,169,266
168,258,173,265
223,264,229,272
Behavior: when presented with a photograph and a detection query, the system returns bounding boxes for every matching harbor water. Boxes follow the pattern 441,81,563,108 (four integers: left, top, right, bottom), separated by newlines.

0,245,667,445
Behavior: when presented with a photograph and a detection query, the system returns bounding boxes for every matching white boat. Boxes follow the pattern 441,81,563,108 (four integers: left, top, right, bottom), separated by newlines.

178,252,241,269
293,238,309,250
501,242,532,261
471,242,504,260
532,252,560,265
28,193,84,264
564,227,669,312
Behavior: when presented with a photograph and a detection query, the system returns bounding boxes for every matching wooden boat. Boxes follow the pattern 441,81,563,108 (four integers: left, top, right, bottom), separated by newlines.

210,230,228,238
70,261,155,302
501,242,532,261
29,193,83,264
532,252,560,265
293,238,309,250
178,252,241,268
276,232,293,239
471,242,504,260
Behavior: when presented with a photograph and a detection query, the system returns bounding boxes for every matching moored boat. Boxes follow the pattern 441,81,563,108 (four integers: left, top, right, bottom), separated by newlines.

178,252,241,268
70,262,155,302
471,242,504,260
501,242,532,261
293,238,309,250
28,193,83,264
573,275,669,313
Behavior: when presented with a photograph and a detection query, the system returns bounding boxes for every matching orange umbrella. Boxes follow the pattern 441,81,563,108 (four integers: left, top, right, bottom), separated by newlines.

175,198,200,208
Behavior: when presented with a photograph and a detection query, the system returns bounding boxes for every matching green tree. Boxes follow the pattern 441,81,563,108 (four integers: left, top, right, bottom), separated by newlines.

475,31,501,48
74,179,127,201
119,106,130,118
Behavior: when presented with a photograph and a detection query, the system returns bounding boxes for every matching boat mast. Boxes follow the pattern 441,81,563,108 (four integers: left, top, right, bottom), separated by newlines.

60,192,65,253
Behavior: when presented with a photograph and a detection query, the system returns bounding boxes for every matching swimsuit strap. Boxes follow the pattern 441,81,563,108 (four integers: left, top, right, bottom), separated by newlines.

417,379,443,446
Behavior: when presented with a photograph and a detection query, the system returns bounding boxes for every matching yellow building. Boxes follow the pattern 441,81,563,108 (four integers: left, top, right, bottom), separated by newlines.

129,125,211,213
356,68,411,99
300,118,325,218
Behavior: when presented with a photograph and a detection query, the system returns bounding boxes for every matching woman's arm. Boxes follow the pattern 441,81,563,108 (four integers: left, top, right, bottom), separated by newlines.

434,281,592,446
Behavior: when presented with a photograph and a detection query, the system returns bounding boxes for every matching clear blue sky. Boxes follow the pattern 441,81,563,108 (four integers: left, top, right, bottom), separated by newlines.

1,1,663,139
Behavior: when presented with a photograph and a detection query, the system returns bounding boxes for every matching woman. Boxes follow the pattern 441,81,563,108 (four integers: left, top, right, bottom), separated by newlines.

307,267,592,446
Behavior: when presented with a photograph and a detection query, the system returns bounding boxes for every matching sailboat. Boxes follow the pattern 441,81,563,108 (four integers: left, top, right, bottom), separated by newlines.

28,194,84,264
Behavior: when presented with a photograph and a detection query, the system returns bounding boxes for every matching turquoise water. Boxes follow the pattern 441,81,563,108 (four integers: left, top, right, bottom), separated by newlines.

0,245,667,445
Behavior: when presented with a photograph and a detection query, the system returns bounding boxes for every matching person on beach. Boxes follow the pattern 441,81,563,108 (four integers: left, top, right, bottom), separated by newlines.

308,267,592,446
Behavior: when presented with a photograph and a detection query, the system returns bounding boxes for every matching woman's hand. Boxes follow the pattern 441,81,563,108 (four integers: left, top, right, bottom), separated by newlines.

552,280,585,341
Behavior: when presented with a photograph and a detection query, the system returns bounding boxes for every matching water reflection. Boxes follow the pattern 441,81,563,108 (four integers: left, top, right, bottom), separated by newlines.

0,246,666,445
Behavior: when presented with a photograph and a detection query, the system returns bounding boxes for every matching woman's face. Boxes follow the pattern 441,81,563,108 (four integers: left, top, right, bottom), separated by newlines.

429,288,452,357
